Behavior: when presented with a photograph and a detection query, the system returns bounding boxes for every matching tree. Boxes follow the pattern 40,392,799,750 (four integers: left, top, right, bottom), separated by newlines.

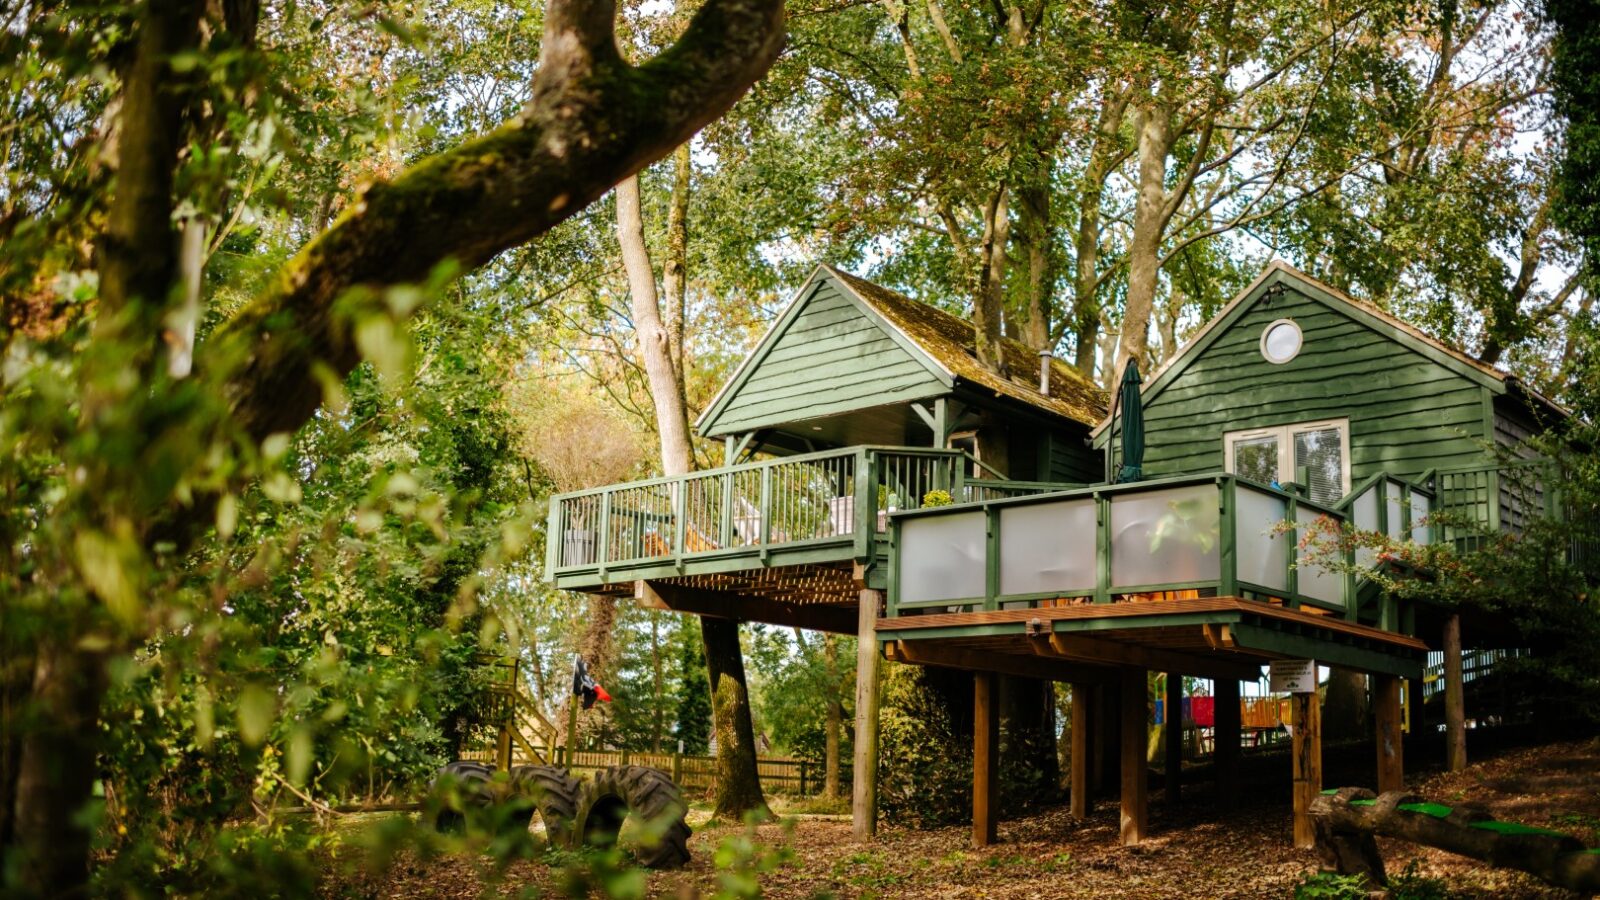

1,0,786,892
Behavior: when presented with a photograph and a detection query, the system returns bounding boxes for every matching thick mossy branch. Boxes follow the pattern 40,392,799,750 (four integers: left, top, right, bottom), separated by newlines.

212,0,785,446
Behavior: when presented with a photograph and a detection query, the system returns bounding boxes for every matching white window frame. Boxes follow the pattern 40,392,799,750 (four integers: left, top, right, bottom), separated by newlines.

1223,418,1352,498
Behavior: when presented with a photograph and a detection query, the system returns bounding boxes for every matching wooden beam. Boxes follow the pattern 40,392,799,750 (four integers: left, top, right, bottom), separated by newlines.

1291,689,1322,850
1443,613,1466,772
852,589,883,841
1214,677,1240,810
1070,684,1090,818
636,580,856,634
1374,674,1404,794
887,640,1116,684
1120,668,1148,845
973,672,999,847
1032,632,1261,682
1164,672,1182,804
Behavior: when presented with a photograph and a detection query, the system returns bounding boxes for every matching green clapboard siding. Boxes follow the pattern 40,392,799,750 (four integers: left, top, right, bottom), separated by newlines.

1133,288,1490,483
706,280,947,435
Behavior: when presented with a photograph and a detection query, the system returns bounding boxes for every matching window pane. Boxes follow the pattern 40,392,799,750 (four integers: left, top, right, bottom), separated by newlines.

1294,427,1344,504
1233,435,1279,486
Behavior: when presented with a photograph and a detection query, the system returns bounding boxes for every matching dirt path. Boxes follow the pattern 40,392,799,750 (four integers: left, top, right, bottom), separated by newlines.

326,738,1600,898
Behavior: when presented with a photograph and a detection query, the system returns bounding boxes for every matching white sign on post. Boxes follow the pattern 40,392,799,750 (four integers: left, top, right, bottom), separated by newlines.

1269,659,1317,694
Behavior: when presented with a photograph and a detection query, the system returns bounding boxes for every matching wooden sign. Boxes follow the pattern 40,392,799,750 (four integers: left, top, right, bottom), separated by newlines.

1270,659,1317,694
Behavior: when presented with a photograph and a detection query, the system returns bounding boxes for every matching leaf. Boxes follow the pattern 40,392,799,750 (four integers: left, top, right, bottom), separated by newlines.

237,685,276,747
73,531,140,626
287,725,313,786
216,494,238,540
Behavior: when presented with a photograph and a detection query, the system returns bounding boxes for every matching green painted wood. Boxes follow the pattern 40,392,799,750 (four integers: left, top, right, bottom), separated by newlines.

1227,623,1421,678
701,278,950,437
1114,288,1492,485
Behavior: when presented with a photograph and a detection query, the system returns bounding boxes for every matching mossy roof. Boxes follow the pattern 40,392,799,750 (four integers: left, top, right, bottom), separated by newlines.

826,266,1107,428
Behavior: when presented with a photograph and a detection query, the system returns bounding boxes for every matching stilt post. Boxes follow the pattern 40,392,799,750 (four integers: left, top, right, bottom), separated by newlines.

1164,672,1182,803
1443,613,1466,772
1214,678,1240,809
973,671,999,847
852,588,883,840
1119,668,1148,845
1070,683,1089,818
1374,674,1404,794
1291,688,1323,849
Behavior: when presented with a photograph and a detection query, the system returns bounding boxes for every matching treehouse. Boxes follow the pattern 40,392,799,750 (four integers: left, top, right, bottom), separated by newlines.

544,261,1569,850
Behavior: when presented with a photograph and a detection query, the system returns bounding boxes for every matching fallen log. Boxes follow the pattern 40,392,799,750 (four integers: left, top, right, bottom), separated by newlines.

1310,787,1600,894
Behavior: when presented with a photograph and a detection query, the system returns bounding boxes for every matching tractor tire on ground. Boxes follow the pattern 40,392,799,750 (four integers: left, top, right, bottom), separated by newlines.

428,760,504,833
573,765,692,869
510,764,581,847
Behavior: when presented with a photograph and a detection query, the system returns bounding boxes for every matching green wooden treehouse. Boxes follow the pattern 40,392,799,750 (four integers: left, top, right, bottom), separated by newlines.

545,262,1569,849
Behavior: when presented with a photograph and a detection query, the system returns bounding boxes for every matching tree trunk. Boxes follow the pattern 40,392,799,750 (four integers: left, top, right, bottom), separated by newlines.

1015,183,1052,352
651,610,664,753
973,186,1010,375
663,143,691,381
824,634,843,799
616,173,694,476
1323,668,1370,741
12,642,107,899
702,617,770,819
1117,103,1173,377
1069,89,1127,378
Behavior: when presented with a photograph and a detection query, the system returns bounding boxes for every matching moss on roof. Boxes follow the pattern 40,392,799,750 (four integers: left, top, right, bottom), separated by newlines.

827,266,1107,428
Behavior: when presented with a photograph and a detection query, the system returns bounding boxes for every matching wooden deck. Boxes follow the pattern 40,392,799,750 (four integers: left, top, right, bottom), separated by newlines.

878,596,1427,679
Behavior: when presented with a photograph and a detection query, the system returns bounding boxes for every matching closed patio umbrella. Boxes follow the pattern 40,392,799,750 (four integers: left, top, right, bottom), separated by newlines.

1116,357,1144,483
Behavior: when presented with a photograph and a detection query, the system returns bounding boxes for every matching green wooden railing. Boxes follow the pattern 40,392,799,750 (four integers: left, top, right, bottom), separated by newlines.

544,445,1071,583
887,473,1366,620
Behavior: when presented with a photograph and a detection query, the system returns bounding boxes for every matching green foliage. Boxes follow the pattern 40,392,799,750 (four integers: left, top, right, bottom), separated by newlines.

1548,0,1600,264
675,620,713,754
877,664,972,827
920,490,953,509
1292,870,1372,899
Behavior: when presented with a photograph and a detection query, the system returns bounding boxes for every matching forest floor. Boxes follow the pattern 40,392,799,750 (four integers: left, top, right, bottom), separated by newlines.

323,736,1600,899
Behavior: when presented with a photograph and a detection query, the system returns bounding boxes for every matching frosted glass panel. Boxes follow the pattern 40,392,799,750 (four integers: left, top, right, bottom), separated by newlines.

1235,487,1288,592
999,500,1096,595
899,512,986,603
1385,481,1406,539
1110,485,1220,587
1352,486,1379,571
1410,492,1431,544
1295,503,1344,605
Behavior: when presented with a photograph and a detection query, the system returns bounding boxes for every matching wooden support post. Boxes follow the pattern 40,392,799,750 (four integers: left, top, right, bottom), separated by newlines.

1214,678,1240,810
1070,683,1089,818
1119,668,1148,845
1443,613,1467,772
852,588,883,840
1291,689,1323,850
496,721,513,771
973,671,999,847
1164,672,1182,803
1374,674,1404,794
1094,682,1116,798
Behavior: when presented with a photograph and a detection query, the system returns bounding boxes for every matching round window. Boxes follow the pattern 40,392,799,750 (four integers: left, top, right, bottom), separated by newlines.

1260,318,1303,364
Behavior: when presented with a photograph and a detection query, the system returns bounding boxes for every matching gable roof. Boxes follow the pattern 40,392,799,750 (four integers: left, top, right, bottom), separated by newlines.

1090,261,1566,439
695,265,1107,437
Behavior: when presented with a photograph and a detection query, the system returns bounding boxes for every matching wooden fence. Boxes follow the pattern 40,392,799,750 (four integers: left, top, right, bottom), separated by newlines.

459,746,847,796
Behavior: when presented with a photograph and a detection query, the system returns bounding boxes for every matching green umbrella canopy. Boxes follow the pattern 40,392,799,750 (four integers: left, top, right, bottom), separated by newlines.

1116,358,1144,483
